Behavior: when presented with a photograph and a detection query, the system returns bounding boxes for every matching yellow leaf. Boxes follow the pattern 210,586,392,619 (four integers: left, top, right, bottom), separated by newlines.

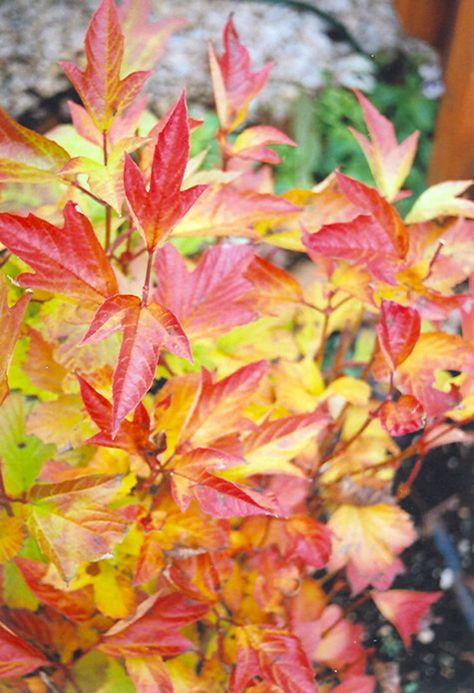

328,503,416,590
93,561,136,619
405,180,474,224
326,377,371,406
0,511,24,563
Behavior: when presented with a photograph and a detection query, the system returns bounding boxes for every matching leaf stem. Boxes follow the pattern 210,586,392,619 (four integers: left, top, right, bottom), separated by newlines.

141,249,154,306
102,130,112,251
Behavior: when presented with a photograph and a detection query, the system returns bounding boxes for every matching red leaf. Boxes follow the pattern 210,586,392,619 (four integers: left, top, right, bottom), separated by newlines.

0,201,118,303
100,592,208,657
377,299,421,370
59,0,150,131
153,243,255,339
372,590,442,647
82,294,191,435
379,396,425,436
78,376,151,452
209,17,272,131
124,92,207,250
336,171,408,257
0,105,69,183
302,214,401,284
0,621,48,679
286,516,332,568
0,276,30,405
192,470,283,519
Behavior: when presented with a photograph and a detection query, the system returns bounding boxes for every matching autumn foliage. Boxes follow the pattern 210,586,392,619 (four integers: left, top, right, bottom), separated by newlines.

1,0,473,690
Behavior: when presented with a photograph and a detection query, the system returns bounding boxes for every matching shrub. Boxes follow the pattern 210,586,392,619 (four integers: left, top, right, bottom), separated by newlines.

0,1,473,690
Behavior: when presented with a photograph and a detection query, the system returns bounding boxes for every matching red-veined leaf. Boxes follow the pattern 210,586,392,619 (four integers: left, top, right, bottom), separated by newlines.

59,0,150,131
302,214,401,284
68,96,148,148
0,621,48,679
0,275,30,405
0,105,69,183
350,90,419,201
230,626,317,693
372,590,442,647
191,470,283,519
82,294,191,435
209,17,272,131
0,201,118,303
377,299,421,370
336,171,408,257
153,243,255,340
379,396,426,436
124,91,207,250
285,515,332,569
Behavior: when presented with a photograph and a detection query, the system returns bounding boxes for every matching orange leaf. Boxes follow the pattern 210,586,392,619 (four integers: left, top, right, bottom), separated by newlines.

396,332,474,416
59,0,150,131
372,589,442,647
379,396,425,436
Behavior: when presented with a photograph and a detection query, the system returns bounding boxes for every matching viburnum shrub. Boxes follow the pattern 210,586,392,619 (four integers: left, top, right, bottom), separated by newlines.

0,0,473,690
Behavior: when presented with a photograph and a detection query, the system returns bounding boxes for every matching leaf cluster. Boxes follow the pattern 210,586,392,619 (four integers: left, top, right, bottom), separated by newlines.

0,1,472,691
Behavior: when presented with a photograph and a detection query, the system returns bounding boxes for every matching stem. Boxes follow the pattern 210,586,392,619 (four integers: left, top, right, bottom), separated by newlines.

69,181,106,207
141,249,154,306
102,131,112,252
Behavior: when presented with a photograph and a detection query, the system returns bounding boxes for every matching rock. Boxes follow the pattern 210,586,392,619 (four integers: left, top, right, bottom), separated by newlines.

0,0,436,124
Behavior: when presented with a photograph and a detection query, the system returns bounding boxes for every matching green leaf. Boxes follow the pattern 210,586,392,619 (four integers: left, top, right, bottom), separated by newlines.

0,395,55,495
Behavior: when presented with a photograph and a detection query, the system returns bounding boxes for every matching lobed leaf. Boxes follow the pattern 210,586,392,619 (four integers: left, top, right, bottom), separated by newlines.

82,294,191,435
59,0,150,131
124,91,207,250
0,201,118,303
350,90,419,201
